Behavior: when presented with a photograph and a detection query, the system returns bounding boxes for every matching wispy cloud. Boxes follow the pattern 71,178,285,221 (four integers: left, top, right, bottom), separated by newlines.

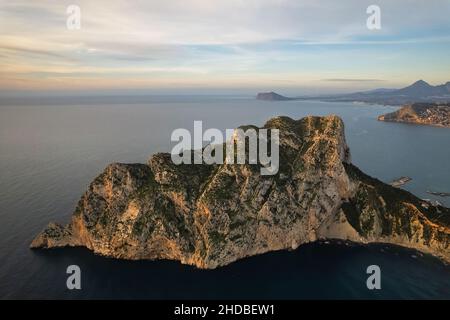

0,44,73,59
1,0,449,91
322,78,385,82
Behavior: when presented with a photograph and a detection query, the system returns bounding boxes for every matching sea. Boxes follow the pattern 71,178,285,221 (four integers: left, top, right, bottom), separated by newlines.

0,96,449,299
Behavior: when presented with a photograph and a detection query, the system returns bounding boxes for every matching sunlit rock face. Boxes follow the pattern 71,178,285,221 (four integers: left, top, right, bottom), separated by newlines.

31,115,450,268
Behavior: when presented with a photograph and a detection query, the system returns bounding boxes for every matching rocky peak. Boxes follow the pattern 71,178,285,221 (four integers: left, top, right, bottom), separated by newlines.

412,79,431,87
31,115,450,268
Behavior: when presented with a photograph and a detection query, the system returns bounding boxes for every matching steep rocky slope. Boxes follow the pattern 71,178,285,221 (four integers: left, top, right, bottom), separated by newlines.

31,115,450,268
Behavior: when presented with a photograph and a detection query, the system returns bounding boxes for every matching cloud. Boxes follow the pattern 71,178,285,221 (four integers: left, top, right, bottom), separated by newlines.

0,44,72,59
3,0,450,45
322,78,385,82
1,0,449,90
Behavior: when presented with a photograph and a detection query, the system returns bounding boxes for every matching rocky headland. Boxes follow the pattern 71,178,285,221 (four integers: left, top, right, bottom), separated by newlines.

256,92,293,101
378,102,450,127
31,115,450,268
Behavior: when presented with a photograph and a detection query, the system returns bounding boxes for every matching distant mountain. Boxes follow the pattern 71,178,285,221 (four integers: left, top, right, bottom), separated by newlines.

329,80,450,104
257,80,450,105
256,92,292,101
394,80,450,98
361,88,397,94
378,102,450,127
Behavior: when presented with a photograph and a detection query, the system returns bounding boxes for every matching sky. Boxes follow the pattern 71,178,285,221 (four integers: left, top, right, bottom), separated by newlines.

0,0,449,95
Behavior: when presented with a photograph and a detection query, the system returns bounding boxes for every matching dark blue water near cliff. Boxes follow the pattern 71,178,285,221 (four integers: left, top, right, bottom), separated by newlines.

0,96,449,299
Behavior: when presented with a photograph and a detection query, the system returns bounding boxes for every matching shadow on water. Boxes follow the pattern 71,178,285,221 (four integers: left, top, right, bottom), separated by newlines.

24,241,450,300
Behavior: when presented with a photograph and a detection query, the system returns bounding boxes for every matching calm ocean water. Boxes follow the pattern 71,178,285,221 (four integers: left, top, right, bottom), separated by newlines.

0,96,449,299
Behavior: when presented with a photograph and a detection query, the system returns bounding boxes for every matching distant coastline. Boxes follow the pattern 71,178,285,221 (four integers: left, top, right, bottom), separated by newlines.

256,80,450,106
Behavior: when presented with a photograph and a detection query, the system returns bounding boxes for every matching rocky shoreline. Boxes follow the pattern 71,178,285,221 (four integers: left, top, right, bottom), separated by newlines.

378,103,450,127
31,115,450,268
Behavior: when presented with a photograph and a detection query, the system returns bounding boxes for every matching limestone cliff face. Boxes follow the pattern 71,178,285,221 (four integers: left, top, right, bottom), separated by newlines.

31,115,450,268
